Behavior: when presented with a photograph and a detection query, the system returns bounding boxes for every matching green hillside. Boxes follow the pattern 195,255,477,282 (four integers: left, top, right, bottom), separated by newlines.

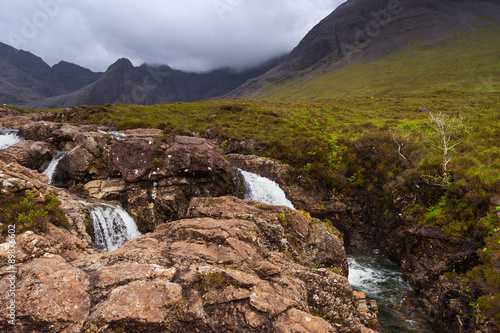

244,26,500,100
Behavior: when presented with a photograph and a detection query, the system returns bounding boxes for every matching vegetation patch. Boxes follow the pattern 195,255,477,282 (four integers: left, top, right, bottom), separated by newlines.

0,189,69,240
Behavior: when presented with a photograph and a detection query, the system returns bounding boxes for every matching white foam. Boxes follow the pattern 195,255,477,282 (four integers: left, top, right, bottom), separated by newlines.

239,169,295,209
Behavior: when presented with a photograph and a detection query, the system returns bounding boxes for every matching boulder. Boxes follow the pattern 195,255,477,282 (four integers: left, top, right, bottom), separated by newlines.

110,135,231,182
0,108,21,117
105,135,243,231
3,140,52,170
18,121,62,141
68,196,376,332
57,132,112,184
0,115,32,130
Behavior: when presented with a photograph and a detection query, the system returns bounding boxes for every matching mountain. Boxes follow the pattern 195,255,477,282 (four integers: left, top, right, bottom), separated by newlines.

37,56,283,109
0,41,282,109
0,42,101,108
228,0,500,99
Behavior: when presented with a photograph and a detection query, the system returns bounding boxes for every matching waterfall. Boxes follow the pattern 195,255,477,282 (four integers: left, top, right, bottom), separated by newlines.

43,151,67,184
239,169,295,209
348,255,432,332
0,129,23,151
82,202,142,251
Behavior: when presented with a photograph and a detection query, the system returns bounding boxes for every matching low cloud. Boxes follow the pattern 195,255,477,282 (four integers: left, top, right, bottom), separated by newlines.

0,0,344,72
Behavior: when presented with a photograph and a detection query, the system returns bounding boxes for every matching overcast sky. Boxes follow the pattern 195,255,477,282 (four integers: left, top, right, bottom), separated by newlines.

0,0,345,73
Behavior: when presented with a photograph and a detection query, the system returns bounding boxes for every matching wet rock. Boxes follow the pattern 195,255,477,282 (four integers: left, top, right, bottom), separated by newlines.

83,178,126,201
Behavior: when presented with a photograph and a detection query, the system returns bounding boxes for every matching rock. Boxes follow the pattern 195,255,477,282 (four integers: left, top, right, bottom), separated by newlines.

0,108,21,117
0,255,90,332
0,158,93,247
0,195,375,332
186,196,348,277
57,132,111,184
106,135,243,231
85,279,183,331
3,140,52,170
110,135,231,182
18,121,62,141
83,178,126,201
0,115,33,130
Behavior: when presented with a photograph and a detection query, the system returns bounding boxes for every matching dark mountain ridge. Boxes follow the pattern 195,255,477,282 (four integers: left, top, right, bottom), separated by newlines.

0,41,283,109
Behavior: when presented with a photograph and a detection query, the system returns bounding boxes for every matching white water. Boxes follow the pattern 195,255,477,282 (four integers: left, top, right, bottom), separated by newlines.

43,151,67,184
83,202,142,251
0,129,23,151
239,169,295,209
348,255,432,332
98,130,127,139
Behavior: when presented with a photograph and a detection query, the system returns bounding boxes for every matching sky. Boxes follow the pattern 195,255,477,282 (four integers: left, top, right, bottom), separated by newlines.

0,0,345,73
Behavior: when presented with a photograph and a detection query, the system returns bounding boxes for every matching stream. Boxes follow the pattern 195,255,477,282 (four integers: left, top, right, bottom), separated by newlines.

348,255,433,332
239,169,434,333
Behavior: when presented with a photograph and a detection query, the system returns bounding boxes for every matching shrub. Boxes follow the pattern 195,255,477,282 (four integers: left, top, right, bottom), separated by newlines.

0,189,69,239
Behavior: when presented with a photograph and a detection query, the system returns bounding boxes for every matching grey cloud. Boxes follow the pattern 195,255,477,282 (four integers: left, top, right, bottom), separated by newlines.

0,0,345,72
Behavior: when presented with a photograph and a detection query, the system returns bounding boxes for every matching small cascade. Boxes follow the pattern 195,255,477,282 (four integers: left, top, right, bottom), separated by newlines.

0,129,23,151
83,202,142,251
43,151,67,184
98,130,127,139
348,255,433,332
239,169,295,209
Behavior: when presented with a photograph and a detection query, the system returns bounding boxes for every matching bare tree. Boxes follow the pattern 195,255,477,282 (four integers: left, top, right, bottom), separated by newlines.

428,111,467,184
389,123,415,161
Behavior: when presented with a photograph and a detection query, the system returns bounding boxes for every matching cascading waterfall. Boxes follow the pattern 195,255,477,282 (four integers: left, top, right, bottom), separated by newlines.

82,202,142,251
239,169,295,209
43,151,67,184
348,255,433,332
0,129,23,151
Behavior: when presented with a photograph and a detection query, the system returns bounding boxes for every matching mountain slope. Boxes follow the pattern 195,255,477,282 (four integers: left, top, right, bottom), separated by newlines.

228,0,500,99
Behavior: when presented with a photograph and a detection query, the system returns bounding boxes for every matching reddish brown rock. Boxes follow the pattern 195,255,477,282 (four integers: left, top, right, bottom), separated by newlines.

0,255,90,332
18,121,62,141
4,140,52,170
